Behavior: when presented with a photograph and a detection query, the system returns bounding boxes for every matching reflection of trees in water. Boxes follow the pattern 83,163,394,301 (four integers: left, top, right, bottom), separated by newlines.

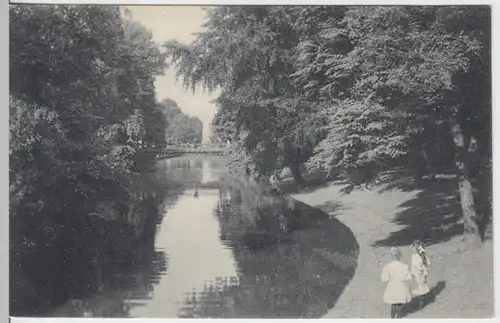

50,172,172,318
199,180,360,318
52,247,169,318
118,248,169,296
176,244,347,318
163,157,203,186
46,157,224,318
226,244,353,318
176,257,349,319
217,177,296,244
194,159,203,169
163,182,186,209
74,157,199,318
160,155,227,186
178,277,240,318
209,159,224,170
157,156,208,210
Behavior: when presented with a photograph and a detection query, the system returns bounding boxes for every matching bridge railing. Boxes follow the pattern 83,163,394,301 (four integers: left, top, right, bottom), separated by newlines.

146,146,229,157
151,146,227,153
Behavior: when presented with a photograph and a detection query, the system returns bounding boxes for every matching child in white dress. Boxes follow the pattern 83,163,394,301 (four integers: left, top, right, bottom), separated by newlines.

410,241,431,308
381,247,413,318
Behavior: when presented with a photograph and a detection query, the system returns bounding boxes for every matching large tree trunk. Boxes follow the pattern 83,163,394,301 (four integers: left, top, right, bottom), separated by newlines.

451,121,481,246
290,163,305,187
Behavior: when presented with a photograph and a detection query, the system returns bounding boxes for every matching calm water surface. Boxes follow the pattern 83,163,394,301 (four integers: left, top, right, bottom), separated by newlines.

131,165,238,317
52,155,358,318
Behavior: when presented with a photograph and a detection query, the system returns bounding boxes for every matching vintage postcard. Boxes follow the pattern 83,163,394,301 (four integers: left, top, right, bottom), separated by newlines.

8,2,494,320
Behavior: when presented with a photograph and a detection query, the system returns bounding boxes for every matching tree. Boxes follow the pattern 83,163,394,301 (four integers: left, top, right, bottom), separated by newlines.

165,6,326,185
159,99,204,145
293,6,491,244
10,4,169,313
121,17,168,150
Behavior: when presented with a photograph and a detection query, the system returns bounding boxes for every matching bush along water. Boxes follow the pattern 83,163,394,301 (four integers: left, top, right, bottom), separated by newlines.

9,5,170,316
218,166,323,249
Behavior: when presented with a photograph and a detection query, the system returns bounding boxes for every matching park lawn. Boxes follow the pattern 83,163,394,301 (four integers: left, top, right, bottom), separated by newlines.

289,176,494,319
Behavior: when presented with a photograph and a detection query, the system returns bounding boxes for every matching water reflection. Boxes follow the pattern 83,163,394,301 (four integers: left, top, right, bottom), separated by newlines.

50,155,358,318
176,196,359,318
128,188,238,318
158,155,224,186
178,276,240,318
51,246,169,318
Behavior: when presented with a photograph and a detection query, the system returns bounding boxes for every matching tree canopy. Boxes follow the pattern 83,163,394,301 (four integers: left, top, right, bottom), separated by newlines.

159,98,204,145
166,7,330,183
166,5,491,244
10,5,169,313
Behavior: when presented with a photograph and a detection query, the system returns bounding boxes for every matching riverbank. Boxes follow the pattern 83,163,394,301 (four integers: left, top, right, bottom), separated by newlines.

290,177,494,319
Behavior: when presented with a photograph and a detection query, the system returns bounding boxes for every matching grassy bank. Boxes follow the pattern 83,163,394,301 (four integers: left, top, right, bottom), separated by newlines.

285,174,493,319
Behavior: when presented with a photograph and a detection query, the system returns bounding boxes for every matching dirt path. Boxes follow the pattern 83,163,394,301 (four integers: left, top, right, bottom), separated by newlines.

291,182,494,319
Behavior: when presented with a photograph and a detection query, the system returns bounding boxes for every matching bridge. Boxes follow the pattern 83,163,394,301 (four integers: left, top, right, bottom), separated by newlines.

146,146,229,159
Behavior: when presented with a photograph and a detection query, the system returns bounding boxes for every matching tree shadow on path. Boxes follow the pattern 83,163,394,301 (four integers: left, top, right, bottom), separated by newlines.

403,281,447,317
373,178,464,247
373,174,492,247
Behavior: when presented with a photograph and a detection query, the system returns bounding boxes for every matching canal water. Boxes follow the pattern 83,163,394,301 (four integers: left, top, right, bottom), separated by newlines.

129,156,238,318
51,155,358,318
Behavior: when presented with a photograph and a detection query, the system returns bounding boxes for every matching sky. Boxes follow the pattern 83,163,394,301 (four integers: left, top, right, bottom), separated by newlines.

126,6,219,143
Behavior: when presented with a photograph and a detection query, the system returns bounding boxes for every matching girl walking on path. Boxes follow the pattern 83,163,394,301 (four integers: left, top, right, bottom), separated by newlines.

381,247,413,318
410,241,431,308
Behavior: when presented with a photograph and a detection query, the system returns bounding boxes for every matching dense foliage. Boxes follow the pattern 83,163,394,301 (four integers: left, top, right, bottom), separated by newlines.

166,6,491,244
159,98,203,145
10,5,169,314
166,7,327,184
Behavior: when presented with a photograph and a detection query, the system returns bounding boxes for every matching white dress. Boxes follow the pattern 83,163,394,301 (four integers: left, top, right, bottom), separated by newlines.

410,253,430,296
381,260,413,304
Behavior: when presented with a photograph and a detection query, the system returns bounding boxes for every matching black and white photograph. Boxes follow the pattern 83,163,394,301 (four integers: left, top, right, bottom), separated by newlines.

9,3,494,319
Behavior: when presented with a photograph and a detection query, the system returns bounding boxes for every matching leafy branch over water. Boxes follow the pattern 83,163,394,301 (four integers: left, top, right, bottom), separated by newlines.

10,5,171,315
